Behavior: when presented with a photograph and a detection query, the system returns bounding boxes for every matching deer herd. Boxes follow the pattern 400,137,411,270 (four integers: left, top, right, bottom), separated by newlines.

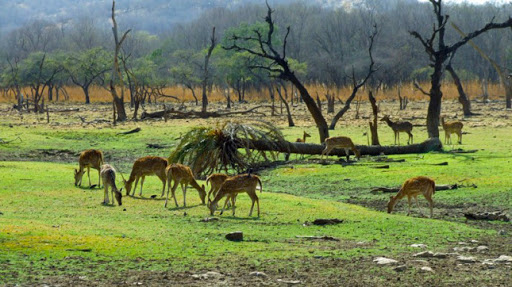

73,115,463,219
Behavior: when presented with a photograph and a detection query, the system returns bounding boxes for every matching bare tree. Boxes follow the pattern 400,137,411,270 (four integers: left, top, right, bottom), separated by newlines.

225,3,328,142
201,27,217,113
109,0,131,122
410,0,512,137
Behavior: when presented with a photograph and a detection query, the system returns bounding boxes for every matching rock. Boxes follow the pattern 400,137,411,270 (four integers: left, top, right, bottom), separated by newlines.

311,218,344,225
420,266,434,273
470,239,479,243
374,257,399,265
277,279,301,284
393,265,407,272
410,244,427,249
250,271,268,277
457,256,477,263
498,230,507,236
493,255,512,263
476,246,489,253
413,251,434,258
453,246,475,252
225,231,243,242
191,271,224,280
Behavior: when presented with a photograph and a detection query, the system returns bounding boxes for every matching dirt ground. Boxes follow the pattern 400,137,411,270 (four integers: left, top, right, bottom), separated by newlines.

1,99,511,286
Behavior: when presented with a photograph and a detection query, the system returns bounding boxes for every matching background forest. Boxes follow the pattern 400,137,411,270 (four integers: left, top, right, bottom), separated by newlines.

1,0,511,105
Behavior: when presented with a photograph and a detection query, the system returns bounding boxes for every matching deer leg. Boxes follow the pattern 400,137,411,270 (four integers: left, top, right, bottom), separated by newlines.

98,168,101,188
248,192,259,217
139,176,145,196
220,195,230,215
87,167,91,186
414,196,424,216
458,132,462,144
181,183,188,207
132,177,140,196
103,185,109,204
407,196,412,216
171,180,180,207
160,175,166,198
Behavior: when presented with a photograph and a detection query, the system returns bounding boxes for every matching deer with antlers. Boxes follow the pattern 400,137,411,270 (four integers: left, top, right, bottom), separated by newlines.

100,164,122,206
164,163,206,208
321,136,361,162
208,174,262,217
387,176,435,218
121,156,168,197
74,149,104,187
380,115,413,145
441,116,463,144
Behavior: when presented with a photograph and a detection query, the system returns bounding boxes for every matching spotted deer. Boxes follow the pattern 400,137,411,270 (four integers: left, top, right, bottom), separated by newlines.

74,149,104,187
321,136,361,162
380,115,413,145
387,176,435,218
100,164,122,206
164,163,206,208
122,156,168,197
441,116,463,144
208,174,262,217
206,173,229,200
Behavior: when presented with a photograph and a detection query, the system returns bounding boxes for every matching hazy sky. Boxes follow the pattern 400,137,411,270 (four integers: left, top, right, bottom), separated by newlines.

420,0,507,4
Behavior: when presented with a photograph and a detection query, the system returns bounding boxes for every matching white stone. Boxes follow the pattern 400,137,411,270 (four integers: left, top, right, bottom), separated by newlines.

453,246,475,252
374,257,399,265
494,255,512,263
277,279,301,284
420,266,434,273
476,246,489,253
191,271,224,280
250,271,268,277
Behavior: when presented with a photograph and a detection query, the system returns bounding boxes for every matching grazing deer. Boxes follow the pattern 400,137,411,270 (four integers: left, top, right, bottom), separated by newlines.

321,136,361,162
441,116,463,144
206,173,229,200
122,156,168,197
208,174,262,217
296,131,311,143
74,149,104,187
387,176,435,218
165,163,206,208
380,115,413,145
100,164,122,206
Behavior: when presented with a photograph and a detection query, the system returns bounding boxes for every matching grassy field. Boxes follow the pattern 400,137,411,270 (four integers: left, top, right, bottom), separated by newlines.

0,101,511,286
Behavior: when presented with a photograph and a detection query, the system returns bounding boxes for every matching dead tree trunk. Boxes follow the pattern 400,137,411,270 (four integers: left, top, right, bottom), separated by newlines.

326,94,335,113
277,84,295,127
368,90,380,145
446,63,473,116
201,27,216,113
109,0,130,122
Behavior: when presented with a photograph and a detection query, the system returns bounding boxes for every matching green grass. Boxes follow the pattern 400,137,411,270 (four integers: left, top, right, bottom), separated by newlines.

0,161,490,283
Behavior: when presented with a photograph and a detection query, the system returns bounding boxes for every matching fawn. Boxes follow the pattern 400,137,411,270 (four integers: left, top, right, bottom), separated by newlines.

208,174,262,217
100,164,122,206
380,115,413,145
74,149,104,187
296,131,311,143
387,176,435,218
122,156,168,197
321,136,361,161
164,163,206,208
441,116,463,144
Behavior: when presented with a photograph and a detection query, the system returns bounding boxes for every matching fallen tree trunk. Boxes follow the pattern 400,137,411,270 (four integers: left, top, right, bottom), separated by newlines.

140,105,275,120
244,138,442,157
370,183,458,194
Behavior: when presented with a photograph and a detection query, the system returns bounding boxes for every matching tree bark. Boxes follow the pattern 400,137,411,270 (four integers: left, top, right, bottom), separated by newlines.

201,27,216,113
446,64,472,116
276,84,294,127
368,90,380,145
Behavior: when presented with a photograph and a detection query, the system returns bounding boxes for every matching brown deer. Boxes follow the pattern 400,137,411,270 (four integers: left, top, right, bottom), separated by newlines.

165,163,206,208
441,116,463,144
206,173,229,200
208,174,262,217
295,131,311,143
74,149,104,187
321,136,361,162
387,176,435,218
380,115,413,145
122,156,168,197
100,164,122,206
